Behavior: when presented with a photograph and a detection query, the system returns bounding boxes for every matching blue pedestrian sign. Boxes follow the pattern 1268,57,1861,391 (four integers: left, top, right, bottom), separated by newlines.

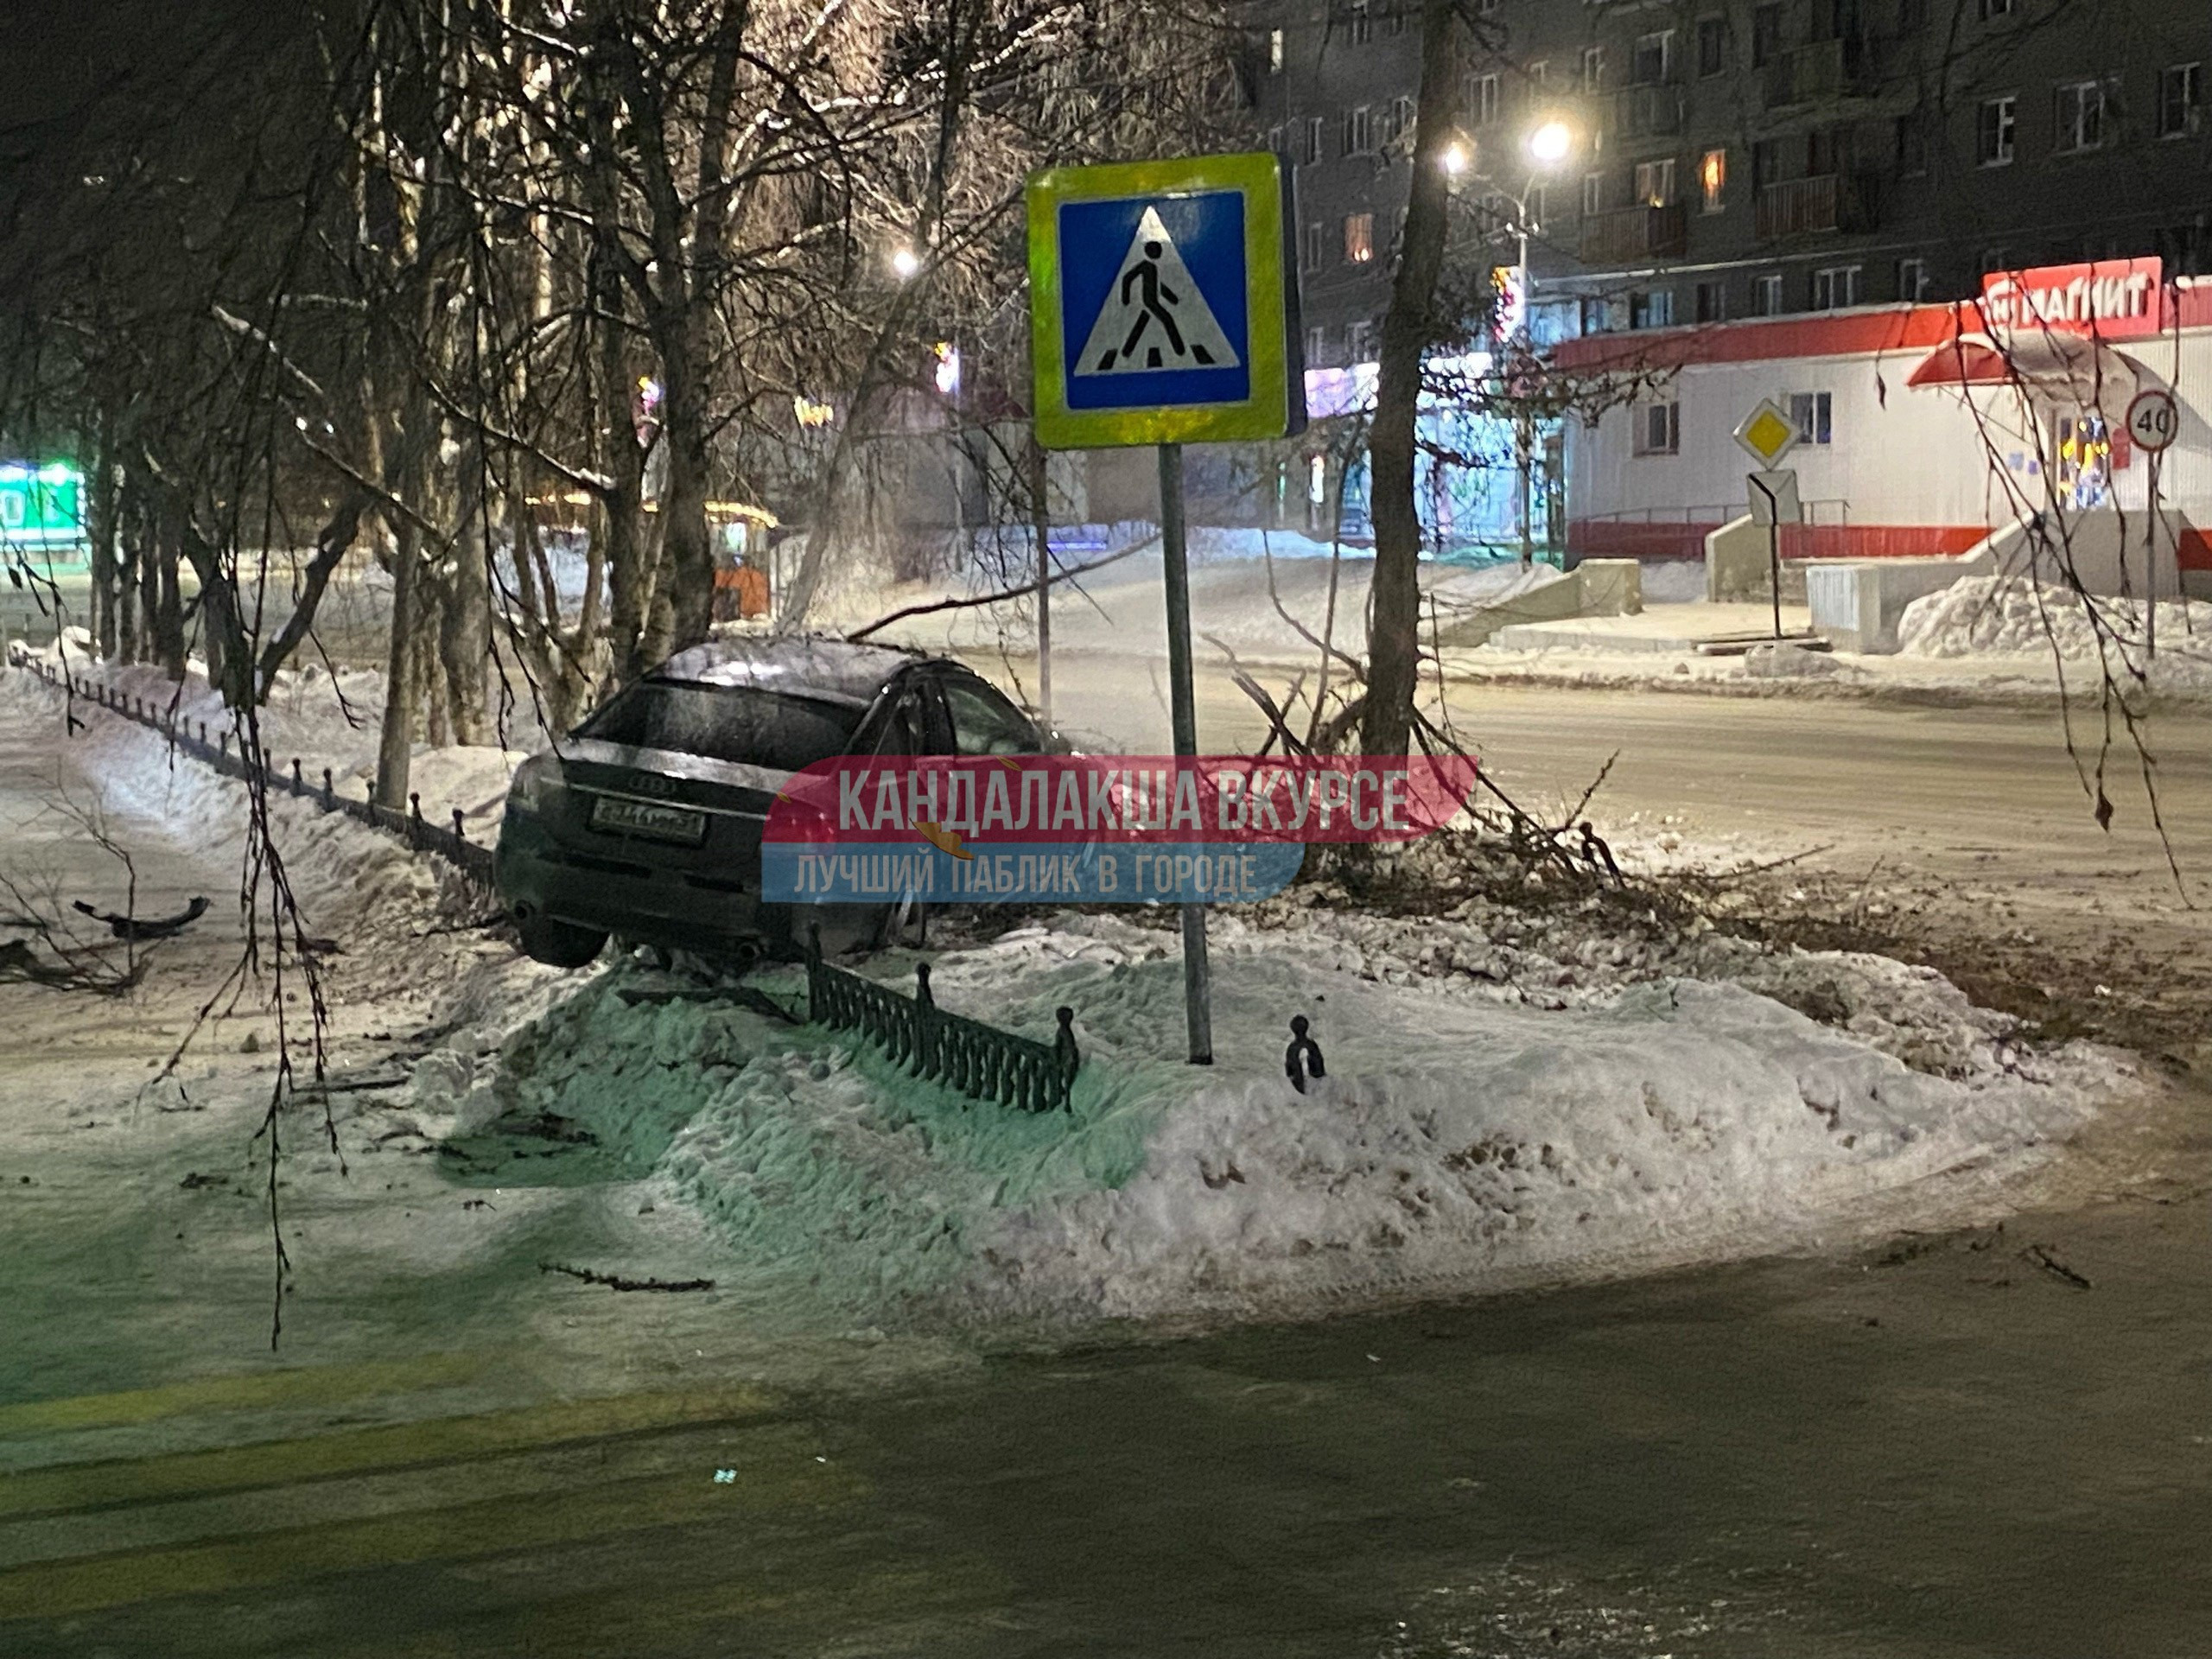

1027,153,1303,449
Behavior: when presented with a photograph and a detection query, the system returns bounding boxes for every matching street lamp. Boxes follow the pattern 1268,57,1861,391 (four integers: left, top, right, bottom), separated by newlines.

890,246,920,281
1526,120,1573,167
1508,120,1573,567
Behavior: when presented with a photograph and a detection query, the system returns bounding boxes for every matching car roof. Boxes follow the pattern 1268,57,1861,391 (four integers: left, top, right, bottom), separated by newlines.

646,636,925,709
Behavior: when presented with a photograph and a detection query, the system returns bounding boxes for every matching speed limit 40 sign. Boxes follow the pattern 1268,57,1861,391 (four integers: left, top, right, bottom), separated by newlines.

2126,389,2178,453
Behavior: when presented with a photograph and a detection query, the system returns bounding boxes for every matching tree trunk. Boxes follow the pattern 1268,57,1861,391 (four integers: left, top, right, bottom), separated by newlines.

655,314,714,655
373,517,418,808
1361,0,1458,762
87,435,118,658
155,543,184,678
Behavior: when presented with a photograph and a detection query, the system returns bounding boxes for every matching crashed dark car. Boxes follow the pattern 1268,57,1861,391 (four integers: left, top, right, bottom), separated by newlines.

494,638,1051,967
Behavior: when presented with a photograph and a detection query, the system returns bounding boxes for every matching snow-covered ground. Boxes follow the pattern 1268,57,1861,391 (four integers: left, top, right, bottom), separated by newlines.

0,625,2147,1344
387,887,2126,1333
15,632,531,840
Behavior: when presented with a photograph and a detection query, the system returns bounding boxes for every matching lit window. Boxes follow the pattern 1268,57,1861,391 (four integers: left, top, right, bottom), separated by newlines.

1634,157,1677,207
1633,402,1681,455
1789,391,1834,445
1268,28,1284,72
1978,95,2017,165
1344,212,1376,264
1700,147,1726,212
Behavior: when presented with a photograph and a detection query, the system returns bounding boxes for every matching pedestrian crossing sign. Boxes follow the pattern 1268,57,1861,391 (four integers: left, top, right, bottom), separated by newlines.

1027,153,1304,448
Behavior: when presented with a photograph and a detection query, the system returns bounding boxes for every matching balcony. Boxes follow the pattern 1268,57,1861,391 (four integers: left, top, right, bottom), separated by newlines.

1579,202,1689,264
1761,36,1869,108
1613,84,1686,137
1753,172,1880,238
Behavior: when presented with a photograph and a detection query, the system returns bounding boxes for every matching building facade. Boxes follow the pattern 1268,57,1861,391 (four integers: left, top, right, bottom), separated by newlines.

1255,0,2212,353
1244,0,2212,553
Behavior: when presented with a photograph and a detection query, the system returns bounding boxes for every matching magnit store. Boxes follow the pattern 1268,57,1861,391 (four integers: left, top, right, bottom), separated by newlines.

1551,256,2212,596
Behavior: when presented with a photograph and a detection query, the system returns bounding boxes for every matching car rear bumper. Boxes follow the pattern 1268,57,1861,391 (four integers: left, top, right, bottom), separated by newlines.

494,809,881,957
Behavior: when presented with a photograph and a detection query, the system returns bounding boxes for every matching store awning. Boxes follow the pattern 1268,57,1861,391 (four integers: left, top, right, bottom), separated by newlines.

1906,332,2147,402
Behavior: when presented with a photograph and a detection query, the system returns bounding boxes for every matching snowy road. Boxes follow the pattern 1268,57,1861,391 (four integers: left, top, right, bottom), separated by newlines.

3,1173,2208,1656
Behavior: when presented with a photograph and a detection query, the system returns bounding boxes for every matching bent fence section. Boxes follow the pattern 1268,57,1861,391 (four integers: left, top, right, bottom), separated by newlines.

27,661,497,886
805,925,1078,1114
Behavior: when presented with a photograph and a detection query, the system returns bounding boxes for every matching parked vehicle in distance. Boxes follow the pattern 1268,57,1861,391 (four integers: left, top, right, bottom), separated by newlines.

494,637,1052,967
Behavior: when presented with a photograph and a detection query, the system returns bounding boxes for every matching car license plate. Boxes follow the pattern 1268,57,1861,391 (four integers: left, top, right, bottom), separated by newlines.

589,794,707,845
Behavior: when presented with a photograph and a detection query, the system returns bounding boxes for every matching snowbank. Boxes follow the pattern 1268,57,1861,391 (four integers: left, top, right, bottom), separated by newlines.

0,660,487,995
446,906,2116,1332
15,641,532,831
1898,575,2212,685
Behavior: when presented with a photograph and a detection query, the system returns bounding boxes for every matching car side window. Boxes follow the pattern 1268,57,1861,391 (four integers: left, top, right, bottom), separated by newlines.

940,678,1038,757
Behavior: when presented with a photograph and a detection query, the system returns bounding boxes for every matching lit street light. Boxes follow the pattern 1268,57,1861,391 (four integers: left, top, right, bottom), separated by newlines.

890,246,920,280
1507,120,1573,567
1526,120,1573,167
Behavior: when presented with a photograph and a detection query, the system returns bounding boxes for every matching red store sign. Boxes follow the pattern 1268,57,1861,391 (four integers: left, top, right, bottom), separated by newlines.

1979,257,2166,340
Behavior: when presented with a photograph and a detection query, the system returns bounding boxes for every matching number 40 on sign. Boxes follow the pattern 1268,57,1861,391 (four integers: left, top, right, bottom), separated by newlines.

2126,388,2178,454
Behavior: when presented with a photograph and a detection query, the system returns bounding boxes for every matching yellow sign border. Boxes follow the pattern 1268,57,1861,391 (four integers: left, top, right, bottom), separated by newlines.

1027,153,1291,449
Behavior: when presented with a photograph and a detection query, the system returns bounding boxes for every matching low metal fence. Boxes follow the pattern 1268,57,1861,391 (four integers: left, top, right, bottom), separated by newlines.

805,925,1078,1114
27,660,496,886
26,658,1084,1114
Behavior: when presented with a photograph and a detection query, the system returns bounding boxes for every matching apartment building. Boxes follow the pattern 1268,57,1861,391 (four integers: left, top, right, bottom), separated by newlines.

1250,0,2212,363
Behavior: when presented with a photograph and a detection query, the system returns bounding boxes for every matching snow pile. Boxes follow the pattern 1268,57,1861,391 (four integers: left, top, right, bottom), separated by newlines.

1898,575,2212,670
1743,642,1846,680
467,906,2113,1330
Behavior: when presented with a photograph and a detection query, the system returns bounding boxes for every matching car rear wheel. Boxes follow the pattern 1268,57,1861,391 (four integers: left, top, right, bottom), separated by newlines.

516,913,609,968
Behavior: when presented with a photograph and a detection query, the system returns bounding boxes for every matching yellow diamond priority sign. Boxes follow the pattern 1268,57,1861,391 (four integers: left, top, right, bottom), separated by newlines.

1733,399,1801,467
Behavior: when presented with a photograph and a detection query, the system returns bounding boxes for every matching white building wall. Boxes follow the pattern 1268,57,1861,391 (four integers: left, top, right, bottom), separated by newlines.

1569,322,2212,543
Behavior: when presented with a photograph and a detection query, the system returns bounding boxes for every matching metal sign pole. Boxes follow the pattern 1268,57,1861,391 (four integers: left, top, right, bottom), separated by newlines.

2147,450,2162,664
1157,442,1213,1065
1031,440,1053,724
1748,473,1782,639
